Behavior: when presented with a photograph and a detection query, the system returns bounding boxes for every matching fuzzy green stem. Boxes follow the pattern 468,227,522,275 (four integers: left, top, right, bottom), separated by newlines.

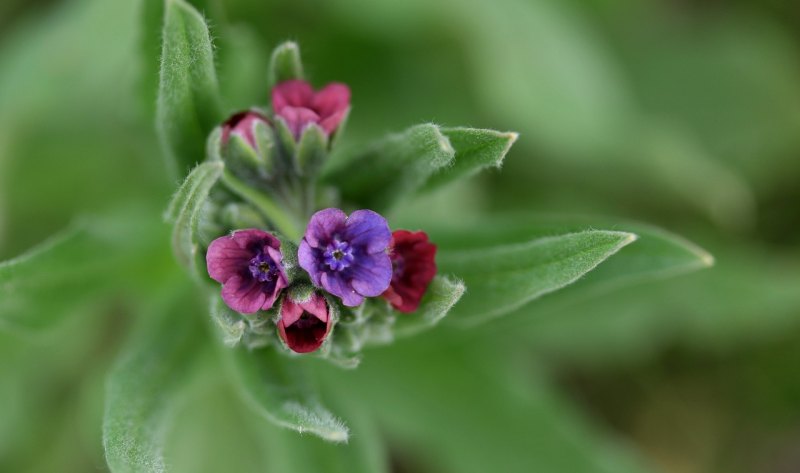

220,170,302,240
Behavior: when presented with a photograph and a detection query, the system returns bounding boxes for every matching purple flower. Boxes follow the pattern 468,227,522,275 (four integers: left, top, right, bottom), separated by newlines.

271,79,350,139
298,208,392,307
206,229,288,314
277,292,331,353
221,111,270,149
382,230,437,313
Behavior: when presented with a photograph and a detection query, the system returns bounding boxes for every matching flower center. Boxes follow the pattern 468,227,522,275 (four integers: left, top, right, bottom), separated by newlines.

248,251,279,282
324,240,354,271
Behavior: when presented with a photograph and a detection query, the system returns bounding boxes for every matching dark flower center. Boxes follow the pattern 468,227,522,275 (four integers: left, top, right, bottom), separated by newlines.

248,251,279,282
323,240,354,271
285,313,328,353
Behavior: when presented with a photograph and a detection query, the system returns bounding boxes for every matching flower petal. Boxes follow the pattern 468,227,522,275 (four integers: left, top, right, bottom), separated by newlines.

221,275,268,314
272,79,314,110
348,252,393,297
321,272,364,307
303,208,347,247
344,209,391,254
312,83,350,120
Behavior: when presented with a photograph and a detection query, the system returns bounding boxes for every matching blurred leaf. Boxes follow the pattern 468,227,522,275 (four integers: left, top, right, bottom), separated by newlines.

323,123,455,212
157,0,223,177
422,127,518,192
269,41,305,88
331,337,653,473
103,288,205,473
225,345,349,443
439,230,637,326
0,210,169,332
164,160,223,276
392,275,465,338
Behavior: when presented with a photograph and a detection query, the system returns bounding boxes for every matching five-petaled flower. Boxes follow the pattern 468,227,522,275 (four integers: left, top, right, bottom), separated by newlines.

298,208,392,307
221,110,270,149
206,229,288,314
277,292,332,353
382,230,437,313
271,79,350,139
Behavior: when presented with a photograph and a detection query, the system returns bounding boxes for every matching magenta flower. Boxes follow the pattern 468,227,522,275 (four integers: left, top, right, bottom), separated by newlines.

277,292,331,353
298,208,392,307
382,230,437,313
221,111,270,148
206,229,288,314
271,79,350,139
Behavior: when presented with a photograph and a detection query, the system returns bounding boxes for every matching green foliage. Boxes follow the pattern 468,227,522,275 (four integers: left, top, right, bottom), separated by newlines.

157,0,223,177
392,275,465,337
226,345,349,443
164,160,223,277
103,289,205,473
439,230,637,326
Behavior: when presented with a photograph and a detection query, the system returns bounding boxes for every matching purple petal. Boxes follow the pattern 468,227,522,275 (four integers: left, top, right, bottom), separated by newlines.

280,297,305,326
300,294,329,322
348,252,393,297
298,240,323,286
221,275,268,314
312,83,350,119
272,79,314,110
303,208,347,247
206,229,275,282
320,272,364,307
344,209,391,254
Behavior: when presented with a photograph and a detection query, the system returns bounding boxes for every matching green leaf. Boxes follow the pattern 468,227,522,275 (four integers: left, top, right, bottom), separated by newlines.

439,230,637,326
157,0,223,177
225,346,349,443
323,124,455,212
0,211,169,332
422,215,714,296
268,41,305,87
164,160,223,276
103,289,204,473
422,127,518,192
392,275,465,338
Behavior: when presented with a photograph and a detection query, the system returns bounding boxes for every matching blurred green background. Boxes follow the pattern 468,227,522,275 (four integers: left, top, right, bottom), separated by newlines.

2,0,800,472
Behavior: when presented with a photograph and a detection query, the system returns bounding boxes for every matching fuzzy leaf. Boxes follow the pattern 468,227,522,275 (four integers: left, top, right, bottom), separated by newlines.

164,161,224,276
0,223,111,332
226,346,349,443
157,0,223,177
323,124,455,212
439,230,637,326
209,296,247,347
422,127,518,192
392,275,466,338
425,215,714,295
268,41,305,87
103,290,204,473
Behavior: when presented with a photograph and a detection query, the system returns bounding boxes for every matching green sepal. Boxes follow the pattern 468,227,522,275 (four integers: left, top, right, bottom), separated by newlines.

273,116,300,177
296,124,329,176
268,41,305,87
392,275,466,338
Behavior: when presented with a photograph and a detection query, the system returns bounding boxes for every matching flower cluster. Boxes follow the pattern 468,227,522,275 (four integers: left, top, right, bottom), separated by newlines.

204,78,436,355
207,208,436,353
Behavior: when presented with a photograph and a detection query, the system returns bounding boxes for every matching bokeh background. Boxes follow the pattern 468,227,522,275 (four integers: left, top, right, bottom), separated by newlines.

2,0,800,472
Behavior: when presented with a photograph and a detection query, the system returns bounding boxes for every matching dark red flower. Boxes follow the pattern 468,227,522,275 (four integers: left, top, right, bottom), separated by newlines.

271,79,350,139
277,292,332,353
382,230,437,313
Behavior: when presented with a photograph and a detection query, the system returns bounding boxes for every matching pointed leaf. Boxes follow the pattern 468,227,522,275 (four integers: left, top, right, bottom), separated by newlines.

268,41,305,87
323,124,455,212
157,0,223,176
422,127,518,192
165,161,223,276
392,275,465,338
103,290,204,473
440,230,637,326
225,346,349,443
